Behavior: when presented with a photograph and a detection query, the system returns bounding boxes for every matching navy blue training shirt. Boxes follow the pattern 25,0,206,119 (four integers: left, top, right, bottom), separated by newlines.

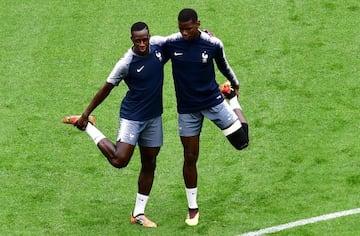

106,43,167,121
153,31,239,114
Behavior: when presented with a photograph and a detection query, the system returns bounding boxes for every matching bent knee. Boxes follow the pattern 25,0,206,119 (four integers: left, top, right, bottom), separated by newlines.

109,155,130,168
234,141,249,150
225,124,249,151
110,161,127,168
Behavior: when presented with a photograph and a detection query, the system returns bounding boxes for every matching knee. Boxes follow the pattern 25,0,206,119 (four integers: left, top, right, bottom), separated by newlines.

233,140,249,150
184,152,198,166
110,160,127,169
225,126,249,151
109,153,130,168
142,161,156,173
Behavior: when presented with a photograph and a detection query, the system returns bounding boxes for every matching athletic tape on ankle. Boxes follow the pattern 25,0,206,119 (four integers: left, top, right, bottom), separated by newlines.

222,120,242,136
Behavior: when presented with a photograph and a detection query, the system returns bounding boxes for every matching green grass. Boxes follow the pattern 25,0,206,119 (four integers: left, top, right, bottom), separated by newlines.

1,0,359,235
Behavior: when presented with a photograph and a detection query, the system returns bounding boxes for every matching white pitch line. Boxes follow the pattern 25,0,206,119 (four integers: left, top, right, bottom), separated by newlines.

238,208,360,236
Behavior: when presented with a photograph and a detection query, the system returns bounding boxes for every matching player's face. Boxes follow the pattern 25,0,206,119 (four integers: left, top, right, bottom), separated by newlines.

178,19,200,41
131,29,150,56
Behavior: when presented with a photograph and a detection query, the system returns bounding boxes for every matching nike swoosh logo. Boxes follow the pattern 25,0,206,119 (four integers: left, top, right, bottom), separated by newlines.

136,66,144,72
174,52,183,56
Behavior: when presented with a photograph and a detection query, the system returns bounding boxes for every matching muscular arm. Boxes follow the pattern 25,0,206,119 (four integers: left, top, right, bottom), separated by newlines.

76,82,115,129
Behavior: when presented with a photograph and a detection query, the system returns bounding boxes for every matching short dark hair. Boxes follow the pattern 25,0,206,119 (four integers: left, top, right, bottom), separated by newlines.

178,8,198,22
131,22,149,33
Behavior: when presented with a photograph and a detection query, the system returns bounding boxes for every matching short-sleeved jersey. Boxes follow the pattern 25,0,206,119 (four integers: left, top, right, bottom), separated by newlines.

153,31,239,114
106,43,167,121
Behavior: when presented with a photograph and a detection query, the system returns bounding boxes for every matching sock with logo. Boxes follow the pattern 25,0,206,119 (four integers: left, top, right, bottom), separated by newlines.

85,123,106,145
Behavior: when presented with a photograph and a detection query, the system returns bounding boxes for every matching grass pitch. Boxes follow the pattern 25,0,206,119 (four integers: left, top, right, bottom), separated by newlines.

1,0,359,235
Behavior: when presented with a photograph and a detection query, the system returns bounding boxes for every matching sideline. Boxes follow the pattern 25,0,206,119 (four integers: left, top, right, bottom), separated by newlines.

238,208,360,236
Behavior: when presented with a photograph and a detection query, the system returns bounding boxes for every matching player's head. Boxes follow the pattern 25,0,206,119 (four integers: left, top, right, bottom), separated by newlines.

131,22,150,56
178,8,200,41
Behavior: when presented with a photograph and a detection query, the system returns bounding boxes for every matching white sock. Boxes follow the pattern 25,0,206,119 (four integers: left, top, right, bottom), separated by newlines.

185,187,198,209
133,193,149,216
85,123,106,145
229,96,242,110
